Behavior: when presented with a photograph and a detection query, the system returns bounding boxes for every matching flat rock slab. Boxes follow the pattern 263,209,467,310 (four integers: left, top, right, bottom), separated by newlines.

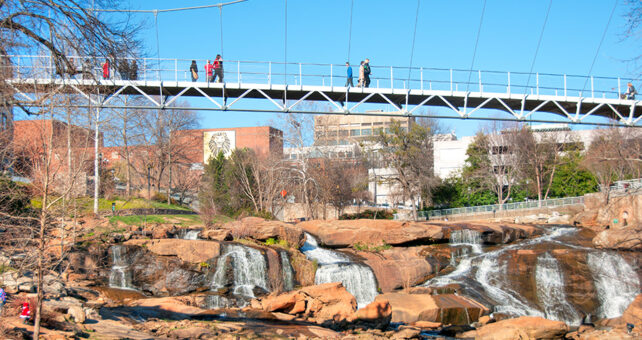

124,239,221,263
375,293,489,325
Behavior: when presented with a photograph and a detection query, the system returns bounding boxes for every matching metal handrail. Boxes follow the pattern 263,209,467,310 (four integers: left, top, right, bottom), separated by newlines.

415,196,585,219
1,54,637,100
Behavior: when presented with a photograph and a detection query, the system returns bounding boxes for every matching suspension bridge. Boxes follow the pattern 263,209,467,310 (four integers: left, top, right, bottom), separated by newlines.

3,0,641,127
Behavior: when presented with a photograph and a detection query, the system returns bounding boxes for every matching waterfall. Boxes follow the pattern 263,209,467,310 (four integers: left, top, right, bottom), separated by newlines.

280,251,295,292
476,255,544,317
211,244,269,298
588,252,640,319
450,229,483,254
109,245,133,289
301,233,378,309
177,229,200,240
535,252,581,325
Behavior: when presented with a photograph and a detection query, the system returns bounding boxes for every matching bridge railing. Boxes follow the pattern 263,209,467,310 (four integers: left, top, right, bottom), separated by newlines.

415,196,585,220
1,54,635,100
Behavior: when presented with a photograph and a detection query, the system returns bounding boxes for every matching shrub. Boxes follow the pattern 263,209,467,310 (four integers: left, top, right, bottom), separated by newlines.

0,175,32,216
339,209,394,220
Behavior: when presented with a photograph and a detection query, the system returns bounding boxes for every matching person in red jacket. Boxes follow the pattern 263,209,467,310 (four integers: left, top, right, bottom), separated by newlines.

102,59,110,80
204,60,214,83
19,302,31,324
213,54,224,83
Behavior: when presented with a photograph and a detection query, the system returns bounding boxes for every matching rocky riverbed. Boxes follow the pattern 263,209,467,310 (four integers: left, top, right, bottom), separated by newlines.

1,205,641,339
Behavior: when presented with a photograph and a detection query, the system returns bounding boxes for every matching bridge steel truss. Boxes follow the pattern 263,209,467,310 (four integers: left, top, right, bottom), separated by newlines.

5,56,642,127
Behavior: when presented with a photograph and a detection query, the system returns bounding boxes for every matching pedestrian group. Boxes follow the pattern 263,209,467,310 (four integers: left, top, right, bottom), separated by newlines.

345,58,371,88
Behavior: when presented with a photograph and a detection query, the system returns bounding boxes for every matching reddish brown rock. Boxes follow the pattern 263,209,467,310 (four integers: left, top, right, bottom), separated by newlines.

593,225,642,251
474,316,569,340
413,321,442,329
225,217,305,247
124,239,221,263
201,228,232,241
622,293,642,330
297,219,446,247
374,293,488,325
351,300,392,329
345,247,435,292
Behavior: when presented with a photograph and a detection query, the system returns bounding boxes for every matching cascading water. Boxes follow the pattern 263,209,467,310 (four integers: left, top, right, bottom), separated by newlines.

301,233,378,309
279,251,295,292
587,251,640,319
450,229,483,254
535,252,581,325
109,245,133,289
211,244,269,298
177,229,200,240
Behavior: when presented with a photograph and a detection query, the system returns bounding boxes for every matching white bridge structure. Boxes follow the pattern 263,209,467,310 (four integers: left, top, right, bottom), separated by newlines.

4,55,642,126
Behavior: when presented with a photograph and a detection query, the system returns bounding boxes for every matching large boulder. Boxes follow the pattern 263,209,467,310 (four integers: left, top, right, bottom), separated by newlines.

592,225,642,251
622,294,642,331
297,220,446,247
124,239,221,263
350,299,392,330
224,217,305,248
345,247,436,292
253,282,358,327
576,193,642,228
473,316,569,340
374,293,488,325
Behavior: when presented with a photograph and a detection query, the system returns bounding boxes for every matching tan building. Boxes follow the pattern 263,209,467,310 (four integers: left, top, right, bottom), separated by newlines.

314,113,414,146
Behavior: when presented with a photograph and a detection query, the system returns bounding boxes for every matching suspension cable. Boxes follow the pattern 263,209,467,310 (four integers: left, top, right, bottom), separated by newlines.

581,0,618,95
466,0,487,93
219,6,224,56
407,0,421,86
523,0,552,96
154,10,161,80
83,0,247,13
347,0,354,62
284,0,288,85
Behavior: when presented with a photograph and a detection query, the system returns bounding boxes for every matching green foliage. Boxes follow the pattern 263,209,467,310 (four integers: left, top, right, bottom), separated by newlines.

265,237,277,245
265,237,290,248
549,152,598,198
108,214,202,227
0,175,32,216
0,264,16,274
352,241,392,252
339,209,394,220
199,262,210,268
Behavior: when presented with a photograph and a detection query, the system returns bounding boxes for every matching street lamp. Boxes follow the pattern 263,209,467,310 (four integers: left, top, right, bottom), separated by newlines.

147,164,152,200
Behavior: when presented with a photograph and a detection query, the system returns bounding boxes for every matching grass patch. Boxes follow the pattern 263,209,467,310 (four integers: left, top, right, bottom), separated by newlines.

30,197,192,214
352,241,392,252
108,214,202,227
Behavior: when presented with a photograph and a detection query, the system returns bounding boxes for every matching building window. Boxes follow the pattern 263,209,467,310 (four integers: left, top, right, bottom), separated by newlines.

361,128,372,136
350,129,360,136
491,146,510,155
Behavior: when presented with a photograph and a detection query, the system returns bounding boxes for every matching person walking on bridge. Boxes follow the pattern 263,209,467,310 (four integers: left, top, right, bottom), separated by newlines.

205,60,214,83
625,82,637,100
358,61,364,87
102,59,110,80
363,58,371,88
190,60,198,82
213,54,224,83
345,62,353,87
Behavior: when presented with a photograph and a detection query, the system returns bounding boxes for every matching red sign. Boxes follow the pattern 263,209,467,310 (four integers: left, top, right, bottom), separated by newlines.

280,190,287,198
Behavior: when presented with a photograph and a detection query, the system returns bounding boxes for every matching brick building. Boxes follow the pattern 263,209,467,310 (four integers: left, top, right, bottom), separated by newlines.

173,126,283,164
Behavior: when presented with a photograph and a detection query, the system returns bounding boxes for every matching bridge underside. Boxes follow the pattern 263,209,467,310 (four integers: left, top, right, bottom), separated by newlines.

9,78,642,126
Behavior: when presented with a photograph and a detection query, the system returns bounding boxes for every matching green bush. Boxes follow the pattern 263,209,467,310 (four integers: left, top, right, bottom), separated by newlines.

0,175,32,216
339,209,394,220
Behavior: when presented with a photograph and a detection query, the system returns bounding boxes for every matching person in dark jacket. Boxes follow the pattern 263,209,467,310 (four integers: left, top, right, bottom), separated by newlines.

213,54,224,83
130,60,138,80
363,58,371,88
345,62,353,87
190,60,198,82
625,82,637,100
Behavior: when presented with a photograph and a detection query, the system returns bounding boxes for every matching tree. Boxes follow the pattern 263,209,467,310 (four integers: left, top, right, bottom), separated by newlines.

374,120,436,220
200,151,231,217
463,123,524,210
549,151,598,198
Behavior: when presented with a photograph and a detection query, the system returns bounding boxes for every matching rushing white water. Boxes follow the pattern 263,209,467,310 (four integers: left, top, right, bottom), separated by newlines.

588,252,641,319
211,244,269,298
280,251,295,291
450,229,483,254
109,245,134,289
301,233,378,309
535,252,581,325
177,229,200,240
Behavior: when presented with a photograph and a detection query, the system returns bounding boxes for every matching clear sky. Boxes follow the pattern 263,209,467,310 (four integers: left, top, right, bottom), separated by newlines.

108,0,641,136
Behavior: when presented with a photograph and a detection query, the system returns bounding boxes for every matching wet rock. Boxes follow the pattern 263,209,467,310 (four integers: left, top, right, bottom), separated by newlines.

351,299,392,330
224,217,305,247
374,293,489,325
391,326,421,339
473,316,568,340
412,320,441,329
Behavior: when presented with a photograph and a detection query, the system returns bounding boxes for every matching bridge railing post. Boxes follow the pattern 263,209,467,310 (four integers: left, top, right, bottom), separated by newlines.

507,71,510,94
591,76,594,98
269,62,272,86
144,58,147,82
618,77,621,99
536,72,539,96
330,63,333,88
390,66,393,89
564,74,567,98
478,70,482,94
450,69,453,92
237,60,240,83
175,59,178,83
420,67,423,91
299,63,302,86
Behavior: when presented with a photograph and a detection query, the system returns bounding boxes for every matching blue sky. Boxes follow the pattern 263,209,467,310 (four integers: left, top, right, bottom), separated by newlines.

121,0,639,136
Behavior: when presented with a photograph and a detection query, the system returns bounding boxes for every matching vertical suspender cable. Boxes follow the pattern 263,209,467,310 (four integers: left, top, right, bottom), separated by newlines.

523,0,552,97
407,0,421,85
581,0,618,95
347,0,354,62
284,0,288,85
219,6,224,56
154,10,161,81
466,0,487,93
